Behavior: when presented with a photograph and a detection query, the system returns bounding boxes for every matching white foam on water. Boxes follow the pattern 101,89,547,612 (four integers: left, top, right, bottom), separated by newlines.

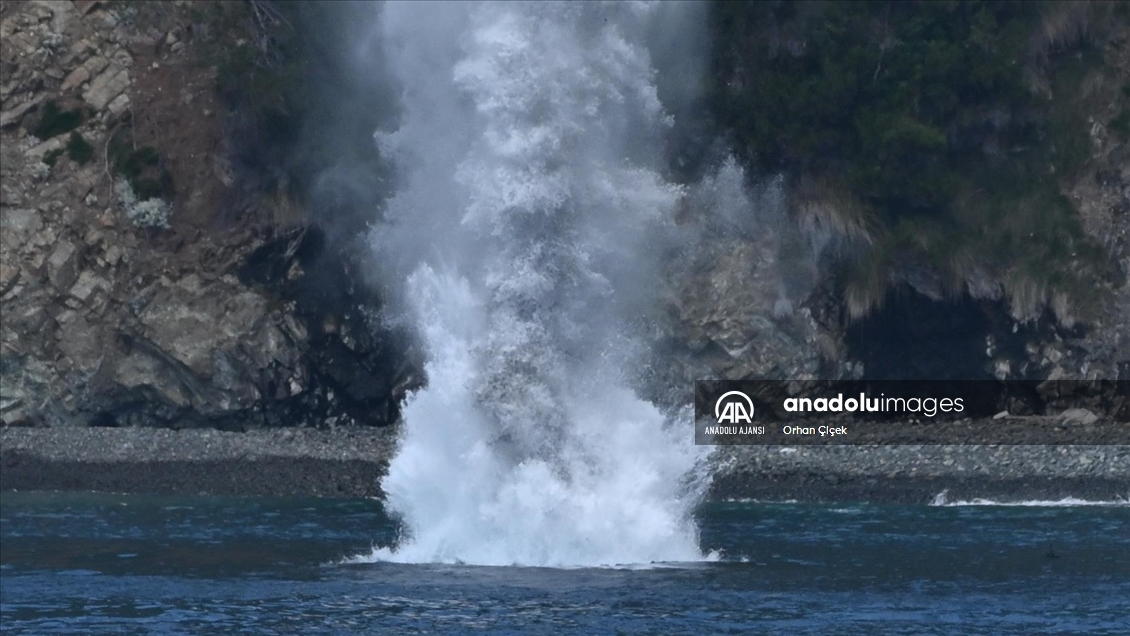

930,490,1130,507
722,498,802,505
355,1,714,568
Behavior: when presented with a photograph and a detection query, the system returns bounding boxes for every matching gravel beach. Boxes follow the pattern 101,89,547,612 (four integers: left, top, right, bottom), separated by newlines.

1,427,398,498
2,426,1128,503
713,444,1130,503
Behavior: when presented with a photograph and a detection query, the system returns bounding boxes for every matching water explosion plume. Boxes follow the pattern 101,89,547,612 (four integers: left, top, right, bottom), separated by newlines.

361,1,713,567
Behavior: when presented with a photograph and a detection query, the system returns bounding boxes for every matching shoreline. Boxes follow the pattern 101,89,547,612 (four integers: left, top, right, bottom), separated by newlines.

2,427,1128,504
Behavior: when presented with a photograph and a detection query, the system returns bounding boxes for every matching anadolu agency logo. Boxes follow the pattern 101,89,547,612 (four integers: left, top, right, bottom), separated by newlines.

715,391,755,424
705,390,765,437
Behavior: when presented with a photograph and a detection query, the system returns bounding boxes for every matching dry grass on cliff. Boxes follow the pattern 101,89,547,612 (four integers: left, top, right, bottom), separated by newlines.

1036,2,1095,53
1029,1,1111,65
791,176,887,320
792,176,877,251
843,249,890,321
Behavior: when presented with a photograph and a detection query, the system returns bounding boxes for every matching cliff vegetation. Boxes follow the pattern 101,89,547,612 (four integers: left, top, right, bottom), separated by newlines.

709,0,1127,325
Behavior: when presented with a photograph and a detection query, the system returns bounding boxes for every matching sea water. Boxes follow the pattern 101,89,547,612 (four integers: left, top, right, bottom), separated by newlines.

2,493,1128,635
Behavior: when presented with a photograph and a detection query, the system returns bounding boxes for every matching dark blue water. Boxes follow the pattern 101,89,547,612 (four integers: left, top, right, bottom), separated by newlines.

1,493,1127,634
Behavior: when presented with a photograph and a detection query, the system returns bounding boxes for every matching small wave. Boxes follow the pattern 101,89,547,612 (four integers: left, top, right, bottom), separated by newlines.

339,546,718,571
722,498,801,504
930,490,1129,507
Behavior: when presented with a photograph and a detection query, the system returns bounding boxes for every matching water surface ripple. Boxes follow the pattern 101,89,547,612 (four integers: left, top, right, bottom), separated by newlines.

2,493,1127,634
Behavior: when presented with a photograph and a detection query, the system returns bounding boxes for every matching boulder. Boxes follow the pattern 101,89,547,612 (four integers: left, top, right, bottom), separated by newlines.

81,64,129,111
0,95,44,128
57,313,103,372
46,239,79,290
0,354,54,425
0,262,20,295
68,269,109,303
61,54,108,92
0,209,43,251
1060,408,1099,425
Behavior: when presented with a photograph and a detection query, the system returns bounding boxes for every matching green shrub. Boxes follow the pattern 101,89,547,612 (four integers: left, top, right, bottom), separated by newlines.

199,1,307,142
193,0,340,204
112,145,161,179
709,0,1111,321
1111,110,1130,142
131,171,175,201
66,132,95,164
33,100,84,139
43,148,64,167
109,136,175,201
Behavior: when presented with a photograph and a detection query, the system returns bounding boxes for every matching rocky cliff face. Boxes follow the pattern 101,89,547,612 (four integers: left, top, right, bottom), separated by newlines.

0,0,417,429
1064,70,1130,384
662,236,831,386
1,1,1125,432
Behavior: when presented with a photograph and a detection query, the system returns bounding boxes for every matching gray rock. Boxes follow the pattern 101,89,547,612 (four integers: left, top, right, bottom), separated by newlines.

0,95,44,128
68,269,108,303
46,239,79,290
666,238,824,382
57,314,103,372
1060,408,1099,425
106,92,129,116
0,209,43,250
61,54,108,92
0,183,24,206
82,64,129,111
0,262,20,296
0,354,53,425
137,276,271,378
113,350,192,409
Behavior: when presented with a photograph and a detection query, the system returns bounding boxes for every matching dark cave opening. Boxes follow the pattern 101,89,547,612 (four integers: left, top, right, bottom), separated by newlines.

841,288,1123,418
88,411,119,428
845,286,1033,381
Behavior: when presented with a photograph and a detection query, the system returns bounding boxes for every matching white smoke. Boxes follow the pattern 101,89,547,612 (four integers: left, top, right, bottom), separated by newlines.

355,1,716,567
